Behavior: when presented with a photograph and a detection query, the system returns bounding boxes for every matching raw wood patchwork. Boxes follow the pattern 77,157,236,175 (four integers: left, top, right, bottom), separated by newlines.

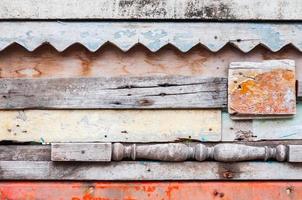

0,110,221,142
0,76,227,109
228,60,296,119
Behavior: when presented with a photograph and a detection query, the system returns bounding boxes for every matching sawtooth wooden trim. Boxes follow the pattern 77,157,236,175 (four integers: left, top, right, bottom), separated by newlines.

1,161,302,180
0,0,301,20
0,76,227,109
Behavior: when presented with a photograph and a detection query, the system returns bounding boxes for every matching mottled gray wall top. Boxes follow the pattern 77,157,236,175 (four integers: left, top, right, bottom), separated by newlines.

0,0,301,20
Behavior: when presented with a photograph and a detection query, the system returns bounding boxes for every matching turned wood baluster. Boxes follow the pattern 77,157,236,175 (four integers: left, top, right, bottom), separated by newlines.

112,143,288,162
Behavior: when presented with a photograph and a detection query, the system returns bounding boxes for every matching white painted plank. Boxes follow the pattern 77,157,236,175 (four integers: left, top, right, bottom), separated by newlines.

0,161,302,180
0,0,301,20
0,110,221,143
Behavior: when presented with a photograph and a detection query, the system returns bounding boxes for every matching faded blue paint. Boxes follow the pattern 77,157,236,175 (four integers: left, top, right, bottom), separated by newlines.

1,22,302,52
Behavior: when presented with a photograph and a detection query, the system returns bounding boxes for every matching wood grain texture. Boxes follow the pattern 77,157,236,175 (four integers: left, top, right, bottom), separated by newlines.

51,143,112,162
222,104,302,141
0,110,221,142
2,45,302,81
1,161,302,180
0,0,301,20
0,145,50,161
0,182,301,200
0,76,227,109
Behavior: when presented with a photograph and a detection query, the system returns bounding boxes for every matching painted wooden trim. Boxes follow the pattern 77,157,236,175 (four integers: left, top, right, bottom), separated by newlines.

51,143,112,162
0,76,227,109
0,181,301,200
0,110,221,142
1,161,302,180
0,0,301,20
1,22,302,53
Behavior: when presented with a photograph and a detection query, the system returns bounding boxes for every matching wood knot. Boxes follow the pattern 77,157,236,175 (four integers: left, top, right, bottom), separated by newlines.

222,170,233,179
137,98,154,106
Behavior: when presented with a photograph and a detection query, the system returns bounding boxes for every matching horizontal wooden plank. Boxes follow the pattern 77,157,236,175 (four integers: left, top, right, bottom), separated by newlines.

0,76,227,109
0,181,301,200
1,161,302,180
0,0,301,20
0,110,221,142
3,142,302,161
51,143,112,162
0,145,50,161
222,104,302,141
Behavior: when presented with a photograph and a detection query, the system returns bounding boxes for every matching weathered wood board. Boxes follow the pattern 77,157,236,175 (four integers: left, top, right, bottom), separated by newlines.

1,0,302,20
51,143,112,162
222,104,302,141
228,60,296,119
0,110,221,142
288,145,302,162
1,161,302,180
0,145,50,161
0,182,301,200
0,76,227,109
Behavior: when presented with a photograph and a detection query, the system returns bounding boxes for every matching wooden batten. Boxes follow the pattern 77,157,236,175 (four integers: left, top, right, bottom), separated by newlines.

0,110,221,143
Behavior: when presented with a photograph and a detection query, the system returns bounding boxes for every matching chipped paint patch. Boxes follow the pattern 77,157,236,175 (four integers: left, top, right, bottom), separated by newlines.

228,60,296,119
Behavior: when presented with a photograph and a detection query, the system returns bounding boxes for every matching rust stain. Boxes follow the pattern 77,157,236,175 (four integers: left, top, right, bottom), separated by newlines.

229,69,296,116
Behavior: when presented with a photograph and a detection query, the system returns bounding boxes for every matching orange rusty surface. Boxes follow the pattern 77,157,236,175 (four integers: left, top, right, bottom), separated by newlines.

0,181,302,200
229,68,296,116
0,44,302,80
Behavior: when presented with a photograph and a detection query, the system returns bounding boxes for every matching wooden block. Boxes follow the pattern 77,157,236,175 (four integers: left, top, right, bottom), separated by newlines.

0,76,227,109
0,161,302,180
288,145,302,162
51,143,112,162
228,60,296,119
0,110,221,142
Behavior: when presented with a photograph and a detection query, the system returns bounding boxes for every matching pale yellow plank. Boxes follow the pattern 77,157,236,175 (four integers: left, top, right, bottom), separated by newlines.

0,110,221,143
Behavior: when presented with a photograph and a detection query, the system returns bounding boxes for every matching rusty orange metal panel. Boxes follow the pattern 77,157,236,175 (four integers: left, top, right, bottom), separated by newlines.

0,181,301,200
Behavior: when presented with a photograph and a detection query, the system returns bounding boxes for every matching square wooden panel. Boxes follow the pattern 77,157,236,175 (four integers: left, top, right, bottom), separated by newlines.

228,60,296,119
